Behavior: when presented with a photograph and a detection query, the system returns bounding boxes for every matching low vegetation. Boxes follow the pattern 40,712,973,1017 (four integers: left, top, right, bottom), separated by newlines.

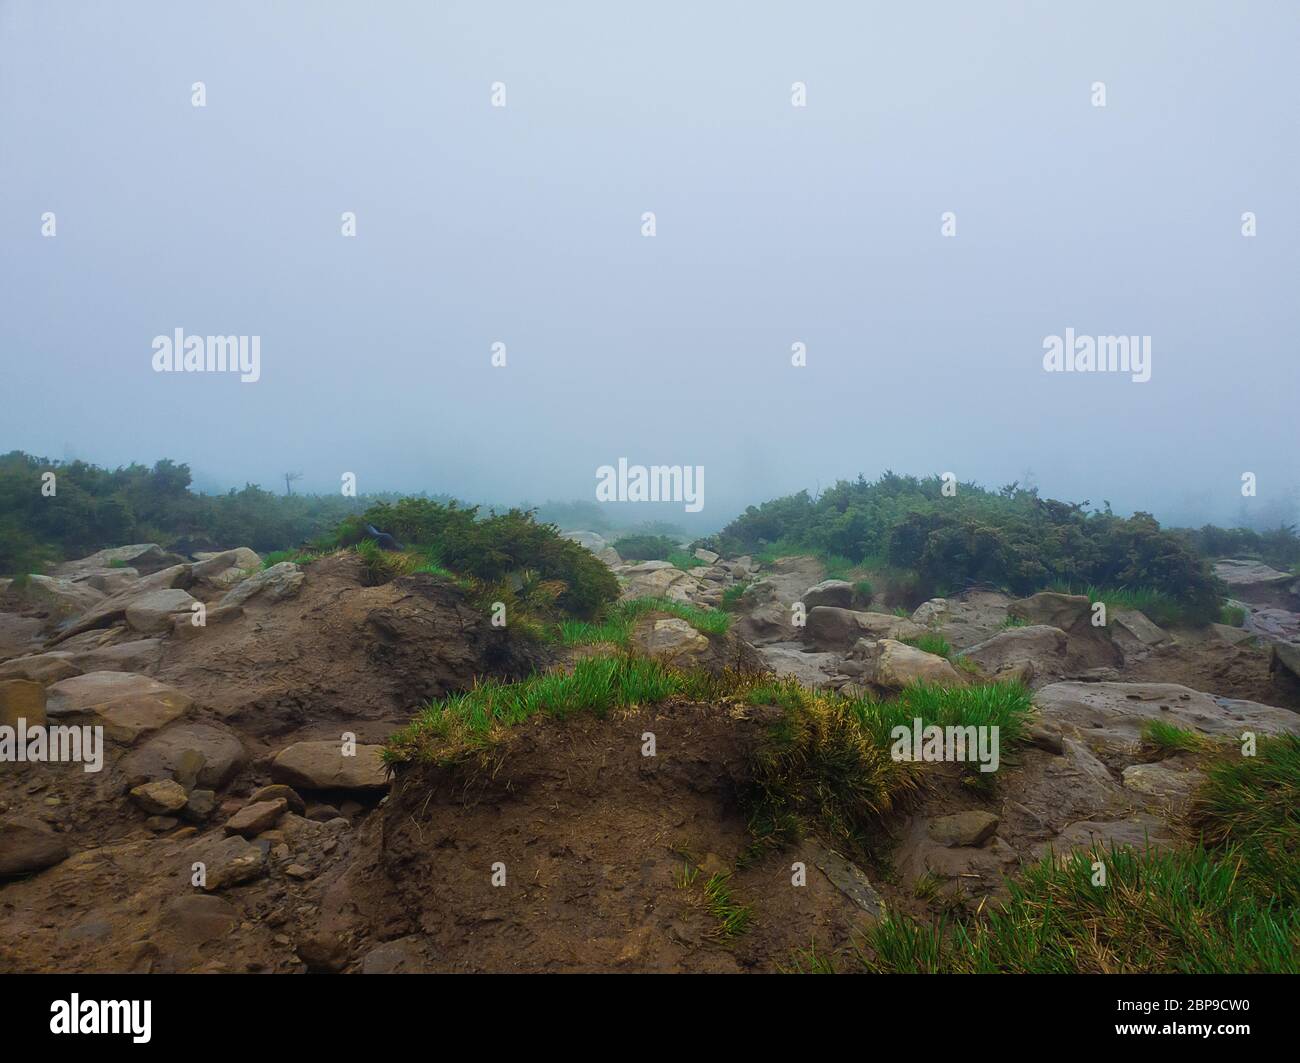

556,596,730,647
864,732,1300,973
712,472,1230,624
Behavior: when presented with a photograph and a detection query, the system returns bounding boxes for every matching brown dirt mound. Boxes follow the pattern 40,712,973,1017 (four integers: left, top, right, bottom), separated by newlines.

154,554,550,748
318,700,881,972
1124,634,1300,711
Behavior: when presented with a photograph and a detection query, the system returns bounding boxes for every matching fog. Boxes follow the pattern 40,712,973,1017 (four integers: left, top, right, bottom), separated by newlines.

2,0,1297,533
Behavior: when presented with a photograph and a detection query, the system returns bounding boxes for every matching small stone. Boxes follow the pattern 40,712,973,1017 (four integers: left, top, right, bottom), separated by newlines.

183,789,217,823
928,810,1000,848
224,798,288,838
246,784,306,816
130,779,189,815
145,815,179,832
285,864,312,879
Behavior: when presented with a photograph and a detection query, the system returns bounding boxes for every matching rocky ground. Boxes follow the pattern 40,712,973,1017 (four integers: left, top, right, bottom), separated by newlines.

1,538,1297,973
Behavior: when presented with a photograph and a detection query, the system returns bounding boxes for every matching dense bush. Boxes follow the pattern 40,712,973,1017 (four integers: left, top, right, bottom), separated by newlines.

609,534,678,561
357,499,619,618
716,472,1223,623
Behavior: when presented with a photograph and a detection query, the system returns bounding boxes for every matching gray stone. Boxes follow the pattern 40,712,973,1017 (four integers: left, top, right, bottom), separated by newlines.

928,810,999,847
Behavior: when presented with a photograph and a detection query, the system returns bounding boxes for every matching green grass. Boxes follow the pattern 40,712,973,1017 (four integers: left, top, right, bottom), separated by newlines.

1219,603,1247,627
1189,734,1300,906
261,548,321,568
903,632,952,658
702,873,754,937
1141,719,1211,755
386,654,738,763
668,550,700,572
556,596,729,647
852,579,874,605
720,582,750,612
744,677,1032,856
1047,582,1185,628
1000,615,1029,629
777,945,838,973
863,843,1298,973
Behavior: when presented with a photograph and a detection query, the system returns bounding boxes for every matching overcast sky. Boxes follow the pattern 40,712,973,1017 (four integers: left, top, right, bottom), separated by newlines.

2,1,1297,531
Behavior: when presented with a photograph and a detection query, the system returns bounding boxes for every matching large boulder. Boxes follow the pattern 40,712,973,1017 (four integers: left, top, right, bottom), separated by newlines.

1033,681,1300,760
47,564,194,645
1007,592,1093,636
54,544,176,578
1270,641,1300,684
960,625,1067,681
0,815,69,877
119,721,247,790
217,562,306,609
68,638,164,675
910,591,1013,650
192,548,262,588
1213,559,1295,590
45,671,193,744
271,741,389,792
616,562,697,604
804,607,925,651
80,568,141,596
856,638,963,691
800,580,859,610
0,651,80,685
631,617,710,666
21,575,105,617
1110,609,1174,657
124,589,199,634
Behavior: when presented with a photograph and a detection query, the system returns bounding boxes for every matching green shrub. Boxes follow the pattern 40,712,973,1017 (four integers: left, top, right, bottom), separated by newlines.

610,534,678,562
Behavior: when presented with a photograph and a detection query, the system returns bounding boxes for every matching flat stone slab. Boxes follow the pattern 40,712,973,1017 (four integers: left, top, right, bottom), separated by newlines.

271,740,389,791
45,671,193,744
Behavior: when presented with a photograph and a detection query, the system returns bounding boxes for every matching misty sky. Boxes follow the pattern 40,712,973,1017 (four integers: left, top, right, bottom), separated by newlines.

2,1,1297,531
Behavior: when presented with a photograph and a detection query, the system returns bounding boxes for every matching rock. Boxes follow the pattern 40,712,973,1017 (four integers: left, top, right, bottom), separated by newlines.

910,591,1015,650
46,672,193,745
755,642,843,688
1026,721,1065,754
0,814,69,877
562,531,608,552
224,798,288,838
191,549,263,589
631,617,710,666
296,931,348,972
119,721,246,790
145,815,179,832
162,894,237,944
0,652,81,685
245,784,306,816
271,741,389,792
1045,813,1174,857
928,810,999,847
800,579,859,610
1270,641,1300,684
54,544,172,578
960,626,1067,677
183,789,218,823
807,840,884,919
616,562,697,603
0,678,47,728
805,608,925,650
46,565,194,644
129,779,190,815
1213,559,1296,590
361,940,423,974
68,638,164,675
190,834,267,891
1121,762,1203,800
22,575,106,617
1033,681,1300,759
1209,622,1255,646
1111,609,1173,654
306,803,343,822
1007,592,1093,636
81,568,141,596
217,562,305,609
124,589,199,634
859,638,963,691
693,548,720,564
